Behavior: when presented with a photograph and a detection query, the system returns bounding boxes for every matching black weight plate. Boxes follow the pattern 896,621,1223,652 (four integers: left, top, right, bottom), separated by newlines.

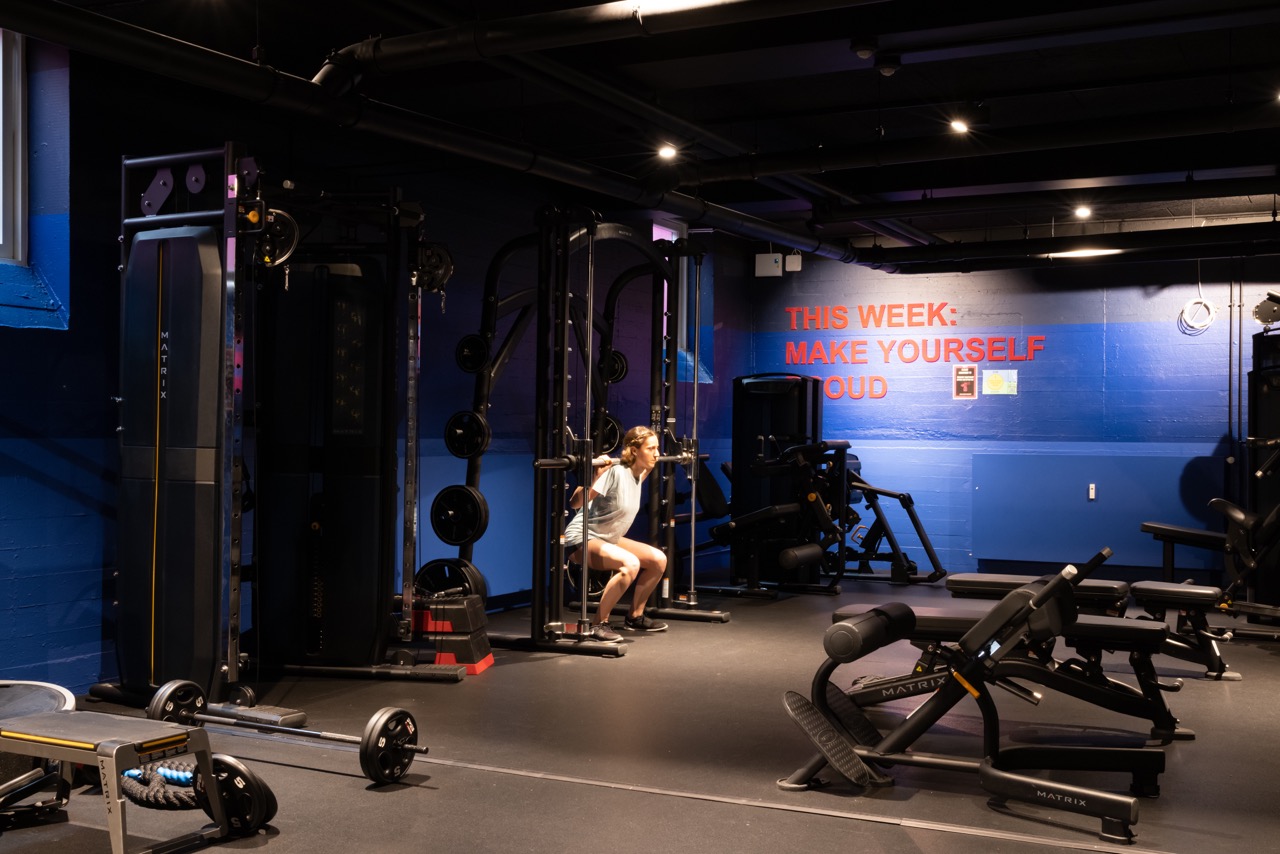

228,684,257,708
359,708,420,785
193,754,269,837
147,679,207,723
455,333,490,373
443,410,491,459
430,485,489,546
415,557,489,604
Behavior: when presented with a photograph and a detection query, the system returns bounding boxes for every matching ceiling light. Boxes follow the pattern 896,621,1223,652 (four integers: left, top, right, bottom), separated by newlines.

1074,206,1092,218
874,54,900,77
948,102,989,134
1048,248,1124,259
657,144,678,159
850,38,877,60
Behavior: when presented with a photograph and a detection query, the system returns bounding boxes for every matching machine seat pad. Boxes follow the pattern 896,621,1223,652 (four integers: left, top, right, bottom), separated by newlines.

946,573,1130,605
1130,580,1223,607
1139,521,1227,551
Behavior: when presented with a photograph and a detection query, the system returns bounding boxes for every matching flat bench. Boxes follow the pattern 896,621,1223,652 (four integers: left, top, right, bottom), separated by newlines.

947,573,1131,615
943,573,1234,680
833,603,1166,654
0,707,228,854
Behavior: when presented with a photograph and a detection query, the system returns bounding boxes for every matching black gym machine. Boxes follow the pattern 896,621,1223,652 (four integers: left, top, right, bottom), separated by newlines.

780,547,1166,845
101,142,482,719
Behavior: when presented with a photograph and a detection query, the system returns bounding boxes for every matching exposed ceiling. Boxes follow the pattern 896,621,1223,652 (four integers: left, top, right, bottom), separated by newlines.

11,0,1280,271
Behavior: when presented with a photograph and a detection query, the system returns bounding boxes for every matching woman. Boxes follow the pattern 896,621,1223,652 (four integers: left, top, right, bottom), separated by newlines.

562,425,669,643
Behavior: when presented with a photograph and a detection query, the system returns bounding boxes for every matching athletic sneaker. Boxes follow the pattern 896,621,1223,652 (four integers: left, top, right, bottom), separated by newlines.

590,623,623,643
623,614,668,633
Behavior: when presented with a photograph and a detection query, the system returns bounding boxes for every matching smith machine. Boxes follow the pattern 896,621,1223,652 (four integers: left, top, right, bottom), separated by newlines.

452,207,728,657
101,144,469,720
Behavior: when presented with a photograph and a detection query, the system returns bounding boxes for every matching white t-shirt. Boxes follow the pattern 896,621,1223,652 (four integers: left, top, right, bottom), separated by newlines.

562,463,643,551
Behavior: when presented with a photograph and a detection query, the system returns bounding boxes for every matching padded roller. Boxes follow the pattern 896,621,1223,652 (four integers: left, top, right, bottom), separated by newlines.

823,602,916,663
778,543,825,570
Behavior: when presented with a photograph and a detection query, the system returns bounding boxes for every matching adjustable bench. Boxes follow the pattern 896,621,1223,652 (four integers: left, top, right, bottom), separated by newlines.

947,573,1235,680
1128,580,1237,680
833,601,1191,741
0,704,229,854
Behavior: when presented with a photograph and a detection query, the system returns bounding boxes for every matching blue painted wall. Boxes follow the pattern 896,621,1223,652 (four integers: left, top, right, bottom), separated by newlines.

1,42,120,691
1,43,1274,693
748,258,1272,577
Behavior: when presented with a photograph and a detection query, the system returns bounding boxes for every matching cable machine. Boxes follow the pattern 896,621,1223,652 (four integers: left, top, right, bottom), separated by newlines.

106,144,258,705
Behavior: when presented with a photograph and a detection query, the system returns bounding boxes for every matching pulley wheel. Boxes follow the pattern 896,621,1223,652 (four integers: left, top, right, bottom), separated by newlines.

443,410,491,459
599,348,628,384
359,707,420,785
455,334,490,373
415,557,489,604
414,243,454,292
430,485,489,546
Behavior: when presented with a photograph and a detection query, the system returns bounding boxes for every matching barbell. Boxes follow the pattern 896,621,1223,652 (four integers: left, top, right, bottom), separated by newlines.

146,680,426,785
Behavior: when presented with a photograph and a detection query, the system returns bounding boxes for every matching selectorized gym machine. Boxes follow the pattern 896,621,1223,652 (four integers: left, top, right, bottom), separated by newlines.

104,144,475,718
107,145,267,707
710,373,947,595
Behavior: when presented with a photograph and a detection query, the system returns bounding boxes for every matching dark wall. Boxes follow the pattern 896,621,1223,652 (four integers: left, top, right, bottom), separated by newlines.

3,41,1264,692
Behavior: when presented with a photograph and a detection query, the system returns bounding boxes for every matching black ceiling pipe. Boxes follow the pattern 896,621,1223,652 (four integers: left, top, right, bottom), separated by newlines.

856,220,1280,268
0,0,858,262
311,0,891,96
812,175,1280,224
663,102,1280,189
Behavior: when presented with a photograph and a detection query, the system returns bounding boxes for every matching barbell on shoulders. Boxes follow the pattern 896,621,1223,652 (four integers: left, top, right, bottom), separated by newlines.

146,679,426,786
534,451,696,470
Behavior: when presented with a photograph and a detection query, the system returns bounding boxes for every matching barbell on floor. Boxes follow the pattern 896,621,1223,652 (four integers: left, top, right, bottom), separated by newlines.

146,680,426,785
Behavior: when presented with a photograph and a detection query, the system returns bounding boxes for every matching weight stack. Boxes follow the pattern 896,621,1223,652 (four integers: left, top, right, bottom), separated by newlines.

413,595,494,675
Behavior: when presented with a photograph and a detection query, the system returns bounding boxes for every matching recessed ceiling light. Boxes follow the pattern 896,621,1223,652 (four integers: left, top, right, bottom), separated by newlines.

950,119,969,133
1074,206,1092,218
658,144,678,159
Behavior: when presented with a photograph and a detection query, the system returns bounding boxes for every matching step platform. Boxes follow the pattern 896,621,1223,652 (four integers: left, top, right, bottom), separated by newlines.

0,708,228,854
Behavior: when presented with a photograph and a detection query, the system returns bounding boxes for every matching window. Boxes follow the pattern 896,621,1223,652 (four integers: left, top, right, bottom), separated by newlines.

0,29,24,263
0,31,69,330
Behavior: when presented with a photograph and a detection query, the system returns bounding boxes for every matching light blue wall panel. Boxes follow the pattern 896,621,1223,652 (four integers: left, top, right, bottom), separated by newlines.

971,453,1224,567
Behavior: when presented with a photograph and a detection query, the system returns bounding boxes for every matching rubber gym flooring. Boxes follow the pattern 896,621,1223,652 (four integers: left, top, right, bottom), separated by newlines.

4,575,1279,854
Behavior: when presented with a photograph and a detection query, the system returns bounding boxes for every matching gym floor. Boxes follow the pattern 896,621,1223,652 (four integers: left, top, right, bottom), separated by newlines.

4,573,1278,854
